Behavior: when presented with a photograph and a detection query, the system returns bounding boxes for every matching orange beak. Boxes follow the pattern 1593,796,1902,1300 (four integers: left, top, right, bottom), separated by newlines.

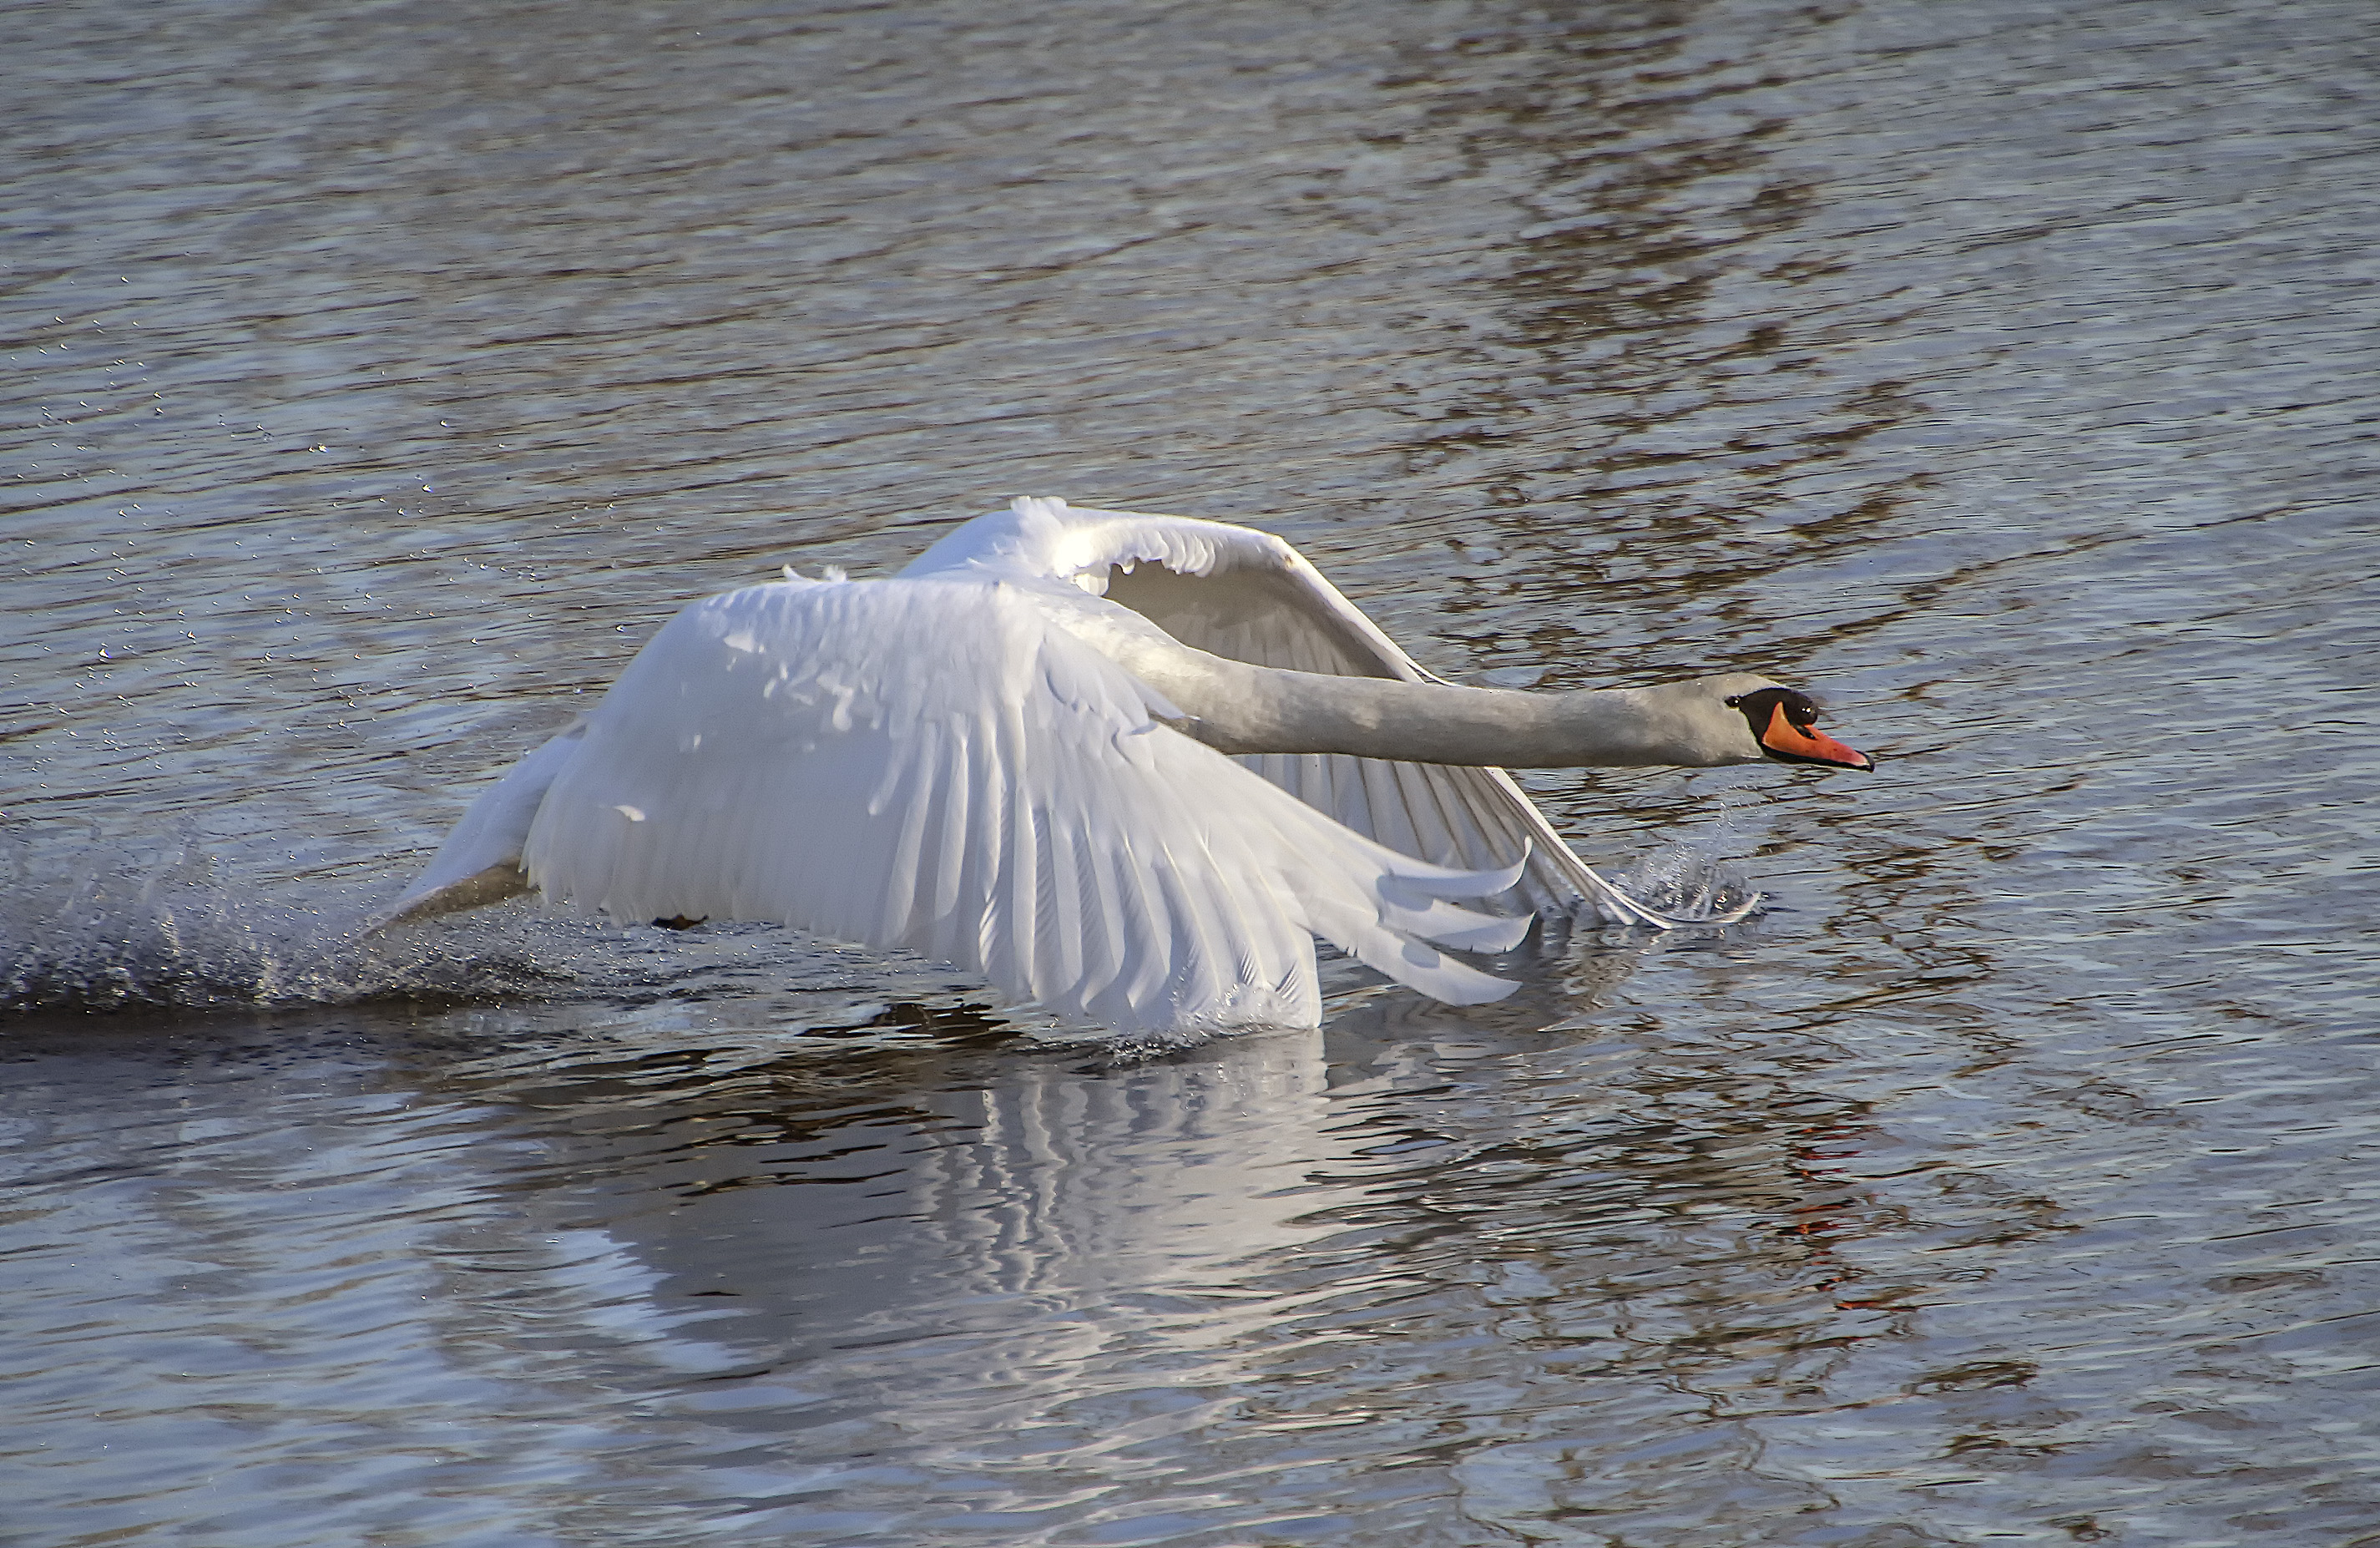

1761,702,1873,771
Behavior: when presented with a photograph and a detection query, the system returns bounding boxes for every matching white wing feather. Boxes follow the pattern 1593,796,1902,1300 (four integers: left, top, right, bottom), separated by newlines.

518,574,1528,1031
910,497,1678,924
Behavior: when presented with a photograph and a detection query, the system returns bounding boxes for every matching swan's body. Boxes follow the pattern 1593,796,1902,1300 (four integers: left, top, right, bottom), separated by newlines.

385,497,1869,1030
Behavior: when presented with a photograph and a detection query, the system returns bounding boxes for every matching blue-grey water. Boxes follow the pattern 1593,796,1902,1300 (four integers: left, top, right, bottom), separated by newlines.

4,0,2377,1543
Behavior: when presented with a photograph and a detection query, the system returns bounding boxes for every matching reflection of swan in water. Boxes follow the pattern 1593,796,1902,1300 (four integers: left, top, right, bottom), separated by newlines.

440,1028,1392,1492
905,1029,1343,1303
382,498,1869,1030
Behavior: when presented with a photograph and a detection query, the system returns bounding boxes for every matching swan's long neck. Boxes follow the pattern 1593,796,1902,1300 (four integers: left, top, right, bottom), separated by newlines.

1173,660,1736,766
1057,600,1759,769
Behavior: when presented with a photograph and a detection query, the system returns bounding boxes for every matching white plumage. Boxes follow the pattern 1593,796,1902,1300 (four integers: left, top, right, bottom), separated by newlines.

385,496,1872,1031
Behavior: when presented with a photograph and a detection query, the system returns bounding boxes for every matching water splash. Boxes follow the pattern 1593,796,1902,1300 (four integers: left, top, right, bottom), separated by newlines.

0,822,581,1014
1612,840,1763,924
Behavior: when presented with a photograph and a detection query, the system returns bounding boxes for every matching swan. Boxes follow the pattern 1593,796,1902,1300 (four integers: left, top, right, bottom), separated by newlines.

381,496,1870,1031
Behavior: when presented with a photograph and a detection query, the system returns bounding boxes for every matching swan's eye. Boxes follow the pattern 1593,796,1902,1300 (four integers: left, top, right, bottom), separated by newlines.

1724,695,1741,708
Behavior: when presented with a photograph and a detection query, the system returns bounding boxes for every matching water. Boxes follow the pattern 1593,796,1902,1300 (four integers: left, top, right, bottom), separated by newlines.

5,0,2377,1541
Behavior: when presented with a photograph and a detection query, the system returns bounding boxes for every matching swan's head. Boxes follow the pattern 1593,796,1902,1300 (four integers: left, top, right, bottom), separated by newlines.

1702,674,1872,771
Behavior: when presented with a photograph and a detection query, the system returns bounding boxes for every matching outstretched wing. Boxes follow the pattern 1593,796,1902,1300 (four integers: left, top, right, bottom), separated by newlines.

518,574,1529,1031
907,496,1669,923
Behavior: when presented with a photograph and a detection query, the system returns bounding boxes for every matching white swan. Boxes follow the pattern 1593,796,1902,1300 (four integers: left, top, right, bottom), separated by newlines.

382,497,1870,1031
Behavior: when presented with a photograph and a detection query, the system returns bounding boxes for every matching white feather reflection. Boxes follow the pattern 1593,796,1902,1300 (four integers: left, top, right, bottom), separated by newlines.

902,1029,1337,1296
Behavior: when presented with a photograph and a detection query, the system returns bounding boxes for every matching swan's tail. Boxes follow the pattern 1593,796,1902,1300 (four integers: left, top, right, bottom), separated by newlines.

367,722,586,931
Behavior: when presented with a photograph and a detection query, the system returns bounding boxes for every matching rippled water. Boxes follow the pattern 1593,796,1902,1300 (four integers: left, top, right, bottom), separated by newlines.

6,0,2377,1542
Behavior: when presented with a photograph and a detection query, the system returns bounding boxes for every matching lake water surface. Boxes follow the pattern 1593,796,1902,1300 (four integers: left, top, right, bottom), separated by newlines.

4,0,2377,1543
